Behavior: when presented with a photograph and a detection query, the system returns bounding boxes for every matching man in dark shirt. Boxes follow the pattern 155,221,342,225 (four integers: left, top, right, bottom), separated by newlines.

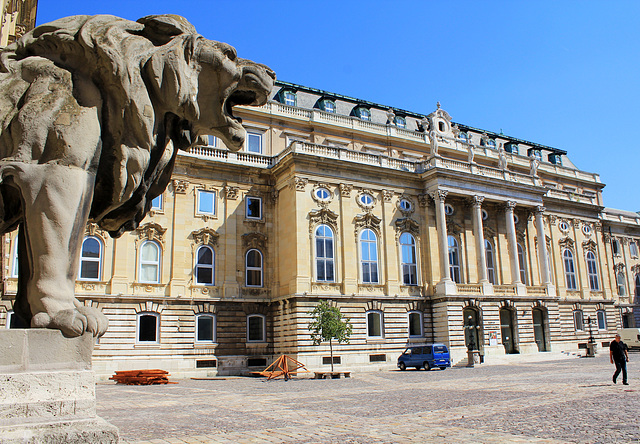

610,334,629,385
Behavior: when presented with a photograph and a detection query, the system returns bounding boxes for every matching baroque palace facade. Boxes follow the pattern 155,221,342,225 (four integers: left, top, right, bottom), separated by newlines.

1,80,640,377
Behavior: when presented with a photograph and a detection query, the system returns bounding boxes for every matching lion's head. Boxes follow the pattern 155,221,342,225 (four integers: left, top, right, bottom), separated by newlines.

3,14,275,236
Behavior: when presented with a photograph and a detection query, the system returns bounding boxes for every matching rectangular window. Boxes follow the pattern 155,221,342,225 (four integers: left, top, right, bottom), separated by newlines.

246,132,262,154
367,311,383,338
197,190,216,216
630,241,638,258
246,197,262,220
196,360,217,368
196,315,215,343
207,135,217,147
284,92,296,106
369,354,386,362
322,356,341,365
151,195,162,211
247,315,266,342
408,312,422,337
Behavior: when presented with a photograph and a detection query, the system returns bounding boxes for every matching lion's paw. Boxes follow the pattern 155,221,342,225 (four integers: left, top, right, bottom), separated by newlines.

32,307,109,338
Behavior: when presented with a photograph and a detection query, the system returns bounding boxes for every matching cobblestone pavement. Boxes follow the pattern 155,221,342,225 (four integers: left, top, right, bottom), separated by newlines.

97,352,640,443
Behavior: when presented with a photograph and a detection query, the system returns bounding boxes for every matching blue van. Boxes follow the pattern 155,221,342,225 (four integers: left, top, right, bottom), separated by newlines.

397,344,451,371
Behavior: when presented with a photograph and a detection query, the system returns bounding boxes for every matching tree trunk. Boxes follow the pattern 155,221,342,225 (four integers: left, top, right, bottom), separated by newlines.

329,338,334,372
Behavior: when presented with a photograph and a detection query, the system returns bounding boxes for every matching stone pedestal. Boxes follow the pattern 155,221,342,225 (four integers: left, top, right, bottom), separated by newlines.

0,329,119,443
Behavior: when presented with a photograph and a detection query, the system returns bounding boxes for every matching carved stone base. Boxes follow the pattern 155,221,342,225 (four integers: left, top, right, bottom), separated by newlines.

0,329,119,443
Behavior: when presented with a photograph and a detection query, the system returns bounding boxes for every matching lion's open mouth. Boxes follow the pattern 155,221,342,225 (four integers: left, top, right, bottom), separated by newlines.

224,90,259,124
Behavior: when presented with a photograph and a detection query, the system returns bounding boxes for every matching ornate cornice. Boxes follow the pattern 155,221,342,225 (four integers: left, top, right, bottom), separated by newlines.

190,228,219,247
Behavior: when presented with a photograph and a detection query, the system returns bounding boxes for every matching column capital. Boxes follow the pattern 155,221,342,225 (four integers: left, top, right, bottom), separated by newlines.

429,189,448,203
471,195,485,208
535,205,546,214
505,200,517,211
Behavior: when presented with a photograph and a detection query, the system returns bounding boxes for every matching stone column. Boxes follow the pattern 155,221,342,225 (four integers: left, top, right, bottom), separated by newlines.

535,206,551,285
471,196,488,283
431,189,450,283
505,201,522,285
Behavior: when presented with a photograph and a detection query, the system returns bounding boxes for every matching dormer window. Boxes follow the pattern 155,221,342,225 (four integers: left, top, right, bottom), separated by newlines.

487,140,496,149
354,106,371,121
319,98,336,113
394,116,406,128
458,132,468,141
505,143,519,155
528,149,542,161
438,121,445,132
548,153,562,165
278,89,297,106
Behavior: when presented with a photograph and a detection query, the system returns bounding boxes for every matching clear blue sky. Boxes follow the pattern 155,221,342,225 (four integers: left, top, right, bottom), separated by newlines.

36,1,640,212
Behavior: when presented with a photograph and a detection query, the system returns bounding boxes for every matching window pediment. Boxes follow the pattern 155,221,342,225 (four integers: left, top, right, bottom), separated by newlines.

559,237,575,251
190,228,219,247
309,208,339,233
354,213,381,236
242,232,267,250
395,218,419,238
582,239,597,253
136,222,166,245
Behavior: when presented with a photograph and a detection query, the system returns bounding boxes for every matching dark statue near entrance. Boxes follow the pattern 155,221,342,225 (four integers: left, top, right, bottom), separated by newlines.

0,15,275,337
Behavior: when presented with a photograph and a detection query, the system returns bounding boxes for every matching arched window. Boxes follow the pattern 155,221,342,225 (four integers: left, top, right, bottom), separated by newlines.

585,251,599,291
517,243,527,285
400,232,417,286
596,310,607,330
485,239,496,284
448,235,461,283
247,314,266,342
139,241,161,284
563,249,577,290
195,245,215,285
11,237,19,278
195,314,216,343
617,272,627,296
408,311,422,337
315,225,335,282
245,249,263,287
635,274,640,300
366,310,384,338
78,236,102,281
360,229,379,284
137,312,159,343
573,310,584,331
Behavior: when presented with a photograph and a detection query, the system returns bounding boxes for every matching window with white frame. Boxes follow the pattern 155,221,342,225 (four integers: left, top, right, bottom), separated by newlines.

399,232,417,286
517,243,527,285
11,237,19,278
245,249,263,287
195,245,215,285
137,312,159,343
585,251,599,291
394,116,406,128
630,241,639,258
246,132,263,154
485,239,496,284
408,311,422,337
246,196,262,220
247,314,266,342
139,241,161,283
150,195,163,211
321,100,336,113
617,272,627,296
195,314,216,343
448,235,461,283
563,249,577,290
573,310,584,331
283,91,296,106
315,225,335,282
366,311,383,338
596,310,606,330
360,229,379,284
197,190,216,216
207,135,217,147
612,239,620,256
78,236,102,281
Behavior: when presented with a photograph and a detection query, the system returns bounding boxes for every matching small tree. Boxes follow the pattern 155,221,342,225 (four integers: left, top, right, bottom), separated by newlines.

308,301,353,372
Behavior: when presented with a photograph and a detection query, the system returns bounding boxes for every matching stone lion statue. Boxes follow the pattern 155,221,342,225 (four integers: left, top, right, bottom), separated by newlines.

0,15,275,337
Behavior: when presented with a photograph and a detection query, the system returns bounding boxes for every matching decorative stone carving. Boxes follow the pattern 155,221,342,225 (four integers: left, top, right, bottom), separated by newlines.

340,183,353,197
471,195,485,208
614,263,626,274
395,218,420,238
173,179,190,194
382,190,394,202
386,108,395,125
135,222,167,245
309,208,339,234
559,237,575,251
582,239,597,253
356,189,377,211
292,177,308,191
417,193,429,208
85,223,108,242
467,144,475,163
354,213,381,236
271,189,280,202
498,147,508,170
529,156,540,177
223,186,239,200
190,228,219,247
429,130,439,157
429,189,448,203
242,232,268,250
0,15,274,337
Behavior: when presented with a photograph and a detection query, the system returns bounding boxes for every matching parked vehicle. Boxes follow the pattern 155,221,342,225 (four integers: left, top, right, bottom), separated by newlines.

397,344,451,371
618,328,640,350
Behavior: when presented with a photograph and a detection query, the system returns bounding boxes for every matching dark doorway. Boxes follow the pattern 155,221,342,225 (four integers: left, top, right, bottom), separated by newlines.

500,308,518,354
463,307,481,351
532,308,548,352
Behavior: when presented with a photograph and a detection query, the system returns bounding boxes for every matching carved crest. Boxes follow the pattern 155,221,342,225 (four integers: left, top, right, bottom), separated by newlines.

223,185,239,200
558,237,575,251
417,193,429,208
309,208,339,233
242,232,268,250
614,263,626,274
582,239,597,253
354,213,381,235
85,222,107,241
395,218,420,238
136,222,166,244
190,228,219,247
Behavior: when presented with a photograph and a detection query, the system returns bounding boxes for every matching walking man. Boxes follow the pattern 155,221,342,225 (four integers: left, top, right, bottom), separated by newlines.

610,334,629,385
